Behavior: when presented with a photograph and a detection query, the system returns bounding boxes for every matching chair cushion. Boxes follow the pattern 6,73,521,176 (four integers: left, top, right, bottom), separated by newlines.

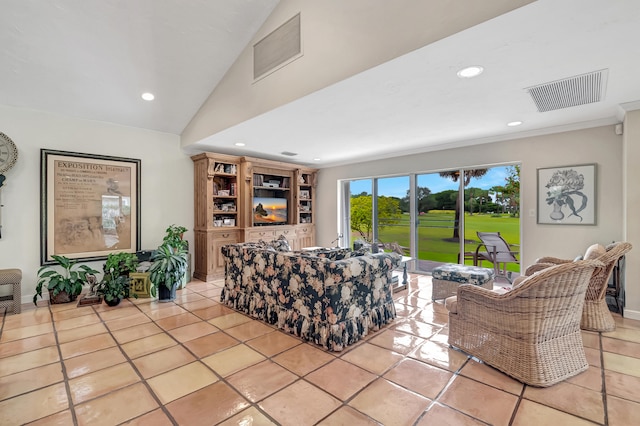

432,264,495,285
511,275,527,288
445,296,458,313
584,243,606,260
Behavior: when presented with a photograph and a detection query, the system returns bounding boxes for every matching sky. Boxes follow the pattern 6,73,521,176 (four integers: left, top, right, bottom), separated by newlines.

349,166,513,198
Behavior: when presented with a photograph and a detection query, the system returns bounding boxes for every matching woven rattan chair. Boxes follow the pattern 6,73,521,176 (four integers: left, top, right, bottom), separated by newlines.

447,259,601,387
528,242,632,332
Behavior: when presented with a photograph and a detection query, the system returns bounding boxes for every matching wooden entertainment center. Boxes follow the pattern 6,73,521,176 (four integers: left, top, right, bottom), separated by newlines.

191,152,317,281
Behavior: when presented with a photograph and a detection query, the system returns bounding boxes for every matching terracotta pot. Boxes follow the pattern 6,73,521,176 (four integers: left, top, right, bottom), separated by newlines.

48,289,78,304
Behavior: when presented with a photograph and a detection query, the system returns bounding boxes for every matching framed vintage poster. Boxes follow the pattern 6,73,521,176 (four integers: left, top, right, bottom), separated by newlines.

40,149,141,264
537,163,596,225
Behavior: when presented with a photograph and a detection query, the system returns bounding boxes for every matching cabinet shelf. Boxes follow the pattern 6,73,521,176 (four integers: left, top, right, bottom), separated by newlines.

253,186,290,191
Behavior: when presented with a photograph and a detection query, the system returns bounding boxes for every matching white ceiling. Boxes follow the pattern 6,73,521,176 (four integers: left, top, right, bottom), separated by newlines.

2,0,640,168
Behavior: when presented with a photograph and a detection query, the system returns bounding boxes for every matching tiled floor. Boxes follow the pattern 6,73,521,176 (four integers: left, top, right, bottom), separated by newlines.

1,275,640,425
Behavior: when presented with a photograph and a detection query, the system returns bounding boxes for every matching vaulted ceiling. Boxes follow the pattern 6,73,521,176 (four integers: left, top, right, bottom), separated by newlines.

2,0,639,167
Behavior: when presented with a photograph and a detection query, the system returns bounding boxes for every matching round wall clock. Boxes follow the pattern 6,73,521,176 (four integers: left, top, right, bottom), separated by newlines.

0,132,18,174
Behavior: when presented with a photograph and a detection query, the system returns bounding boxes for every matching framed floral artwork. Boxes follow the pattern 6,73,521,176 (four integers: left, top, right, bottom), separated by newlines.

537,164,596,225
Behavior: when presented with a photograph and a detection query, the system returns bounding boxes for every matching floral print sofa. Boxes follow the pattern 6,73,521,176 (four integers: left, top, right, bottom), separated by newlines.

220,243,401,351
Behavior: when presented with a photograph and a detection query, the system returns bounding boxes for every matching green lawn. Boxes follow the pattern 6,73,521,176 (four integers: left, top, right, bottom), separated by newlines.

370,211,520,272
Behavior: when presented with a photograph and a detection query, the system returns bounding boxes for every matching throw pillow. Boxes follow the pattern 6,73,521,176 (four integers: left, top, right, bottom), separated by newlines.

271,235,292,252
584,243,606,260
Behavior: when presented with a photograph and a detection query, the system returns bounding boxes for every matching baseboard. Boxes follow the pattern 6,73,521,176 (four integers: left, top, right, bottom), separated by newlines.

623,308,640,321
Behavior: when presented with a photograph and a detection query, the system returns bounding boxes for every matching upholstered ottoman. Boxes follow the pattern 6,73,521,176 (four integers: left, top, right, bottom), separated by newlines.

431,264,494,301
0,268,22,314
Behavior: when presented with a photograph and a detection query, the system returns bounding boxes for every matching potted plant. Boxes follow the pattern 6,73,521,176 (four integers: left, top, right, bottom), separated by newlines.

34,255,99,305
104,252,139,298
149,244,188,302
96,273,129,306
163,224,188,251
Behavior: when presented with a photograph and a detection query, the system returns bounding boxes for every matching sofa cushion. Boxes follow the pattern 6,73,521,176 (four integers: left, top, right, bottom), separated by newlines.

271,234,292,251
584,243,606,260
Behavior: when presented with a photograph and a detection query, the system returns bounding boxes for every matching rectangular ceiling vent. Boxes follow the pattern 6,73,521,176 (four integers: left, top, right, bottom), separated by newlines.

280,151,298,156
525,69,608,112
254,13,301,80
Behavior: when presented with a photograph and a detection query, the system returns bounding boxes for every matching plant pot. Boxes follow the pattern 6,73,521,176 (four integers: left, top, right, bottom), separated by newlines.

105,297,121,307
48,289,78,304
158,282,178,302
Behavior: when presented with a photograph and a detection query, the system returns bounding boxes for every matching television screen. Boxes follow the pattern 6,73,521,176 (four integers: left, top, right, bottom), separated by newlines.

253,197,288,225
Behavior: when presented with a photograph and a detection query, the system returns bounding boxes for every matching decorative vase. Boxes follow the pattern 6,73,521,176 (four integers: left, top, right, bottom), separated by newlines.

105,297,121,307
158,282,178,302
549,201,564,221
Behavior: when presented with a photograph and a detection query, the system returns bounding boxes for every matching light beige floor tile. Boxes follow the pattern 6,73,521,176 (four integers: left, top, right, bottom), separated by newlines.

96,306,140,322
56,322,108,344
208,312,253,329
218,406,278,426
368,329,426,355
132,345,196,379
566,365,604,391
607,394,640,425
306,358,377,401
524,380,604,423
614,315,640,330
393,318,438,339
0,363,64,401
0,382,68,425
259,380,341,426
2,309,52,330
272,344,335,376
74,382,158,426
120,332,177,359
384,358,453,399
602,336,640,358
417,403,486,426
144,304,187,321
411,308,449,326
227,360,298,402
64,346,127,379
394,302,421,317
585,346,602,367
225,320,274,342
605,369,640,403
27,409,74,426
0,333,57,359
178,298,219,311
512,399,595,426
460,359,524,395
167,321,218,342
603,327,640,344
340,342,403,375
104,312,151,332
0,346,60,377
246,330,302,357
111,322,163,344
120,408,173,426
69,362,139,403
54,312,102,331
349,378,430,425
202,344,266,377
60,333,116,359
147,361,218,404
166,382,249,425
190,303,234,320
0,322,54,343
581,331,600,349
317,406,380,425
439,375,519,425
182,332,239,358
154,312,201,330
603,351,640,378
52,306,95,321
409,340,469,372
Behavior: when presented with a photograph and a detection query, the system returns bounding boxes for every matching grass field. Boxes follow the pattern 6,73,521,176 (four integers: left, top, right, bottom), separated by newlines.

366,211,520,272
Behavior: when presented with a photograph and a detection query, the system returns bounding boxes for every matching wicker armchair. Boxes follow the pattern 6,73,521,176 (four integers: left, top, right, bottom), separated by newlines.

447,259,602,387
528,242,632,332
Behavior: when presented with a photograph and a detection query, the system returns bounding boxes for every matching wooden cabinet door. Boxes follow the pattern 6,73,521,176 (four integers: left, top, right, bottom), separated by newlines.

212,230,241,278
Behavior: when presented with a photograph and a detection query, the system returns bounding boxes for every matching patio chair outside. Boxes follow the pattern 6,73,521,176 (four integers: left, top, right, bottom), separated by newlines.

474,231,519,282
447,259,602,387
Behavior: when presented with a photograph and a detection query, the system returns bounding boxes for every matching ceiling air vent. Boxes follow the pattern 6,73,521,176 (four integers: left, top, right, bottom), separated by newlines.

525,69,608,112
280,151,298,157
254,13,301,80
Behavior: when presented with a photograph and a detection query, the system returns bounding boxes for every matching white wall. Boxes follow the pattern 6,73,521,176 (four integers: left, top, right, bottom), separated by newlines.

0,106,194,305
316,124,623,273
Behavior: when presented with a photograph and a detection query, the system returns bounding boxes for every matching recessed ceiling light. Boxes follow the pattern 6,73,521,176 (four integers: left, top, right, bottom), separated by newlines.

456,66,484,79
313,158,321,161
141,92,155,101
507,121,523,127
234,142,245,147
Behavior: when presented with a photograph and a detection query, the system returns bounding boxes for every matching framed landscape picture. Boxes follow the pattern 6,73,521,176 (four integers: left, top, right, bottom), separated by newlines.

40,149,141,264
537,163,596,225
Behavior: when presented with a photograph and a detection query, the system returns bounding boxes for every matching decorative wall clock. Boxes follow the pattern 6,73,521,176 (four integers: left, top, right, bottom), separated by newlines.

0,132,18,175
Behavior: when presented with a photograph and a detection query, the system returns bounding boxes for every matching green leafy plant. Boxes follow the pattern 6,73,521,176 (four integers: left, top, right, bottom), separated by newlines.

162,224,188,252
104,252,139,276
149,244,188,298
96,273,129,305
34,255,99,305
